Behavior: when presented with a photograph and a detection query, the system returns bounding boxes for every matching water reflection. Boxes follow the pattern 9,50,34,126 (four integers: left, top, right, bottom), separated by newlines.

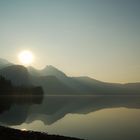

10,96,140,140
13,108,140,140
0,91,43,125
0,95,140,126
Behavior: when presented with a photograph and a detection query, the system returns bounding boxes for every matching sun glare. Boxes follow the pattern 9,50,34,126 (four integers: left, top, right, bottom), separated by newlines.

18,50,34,65
21,128,27,131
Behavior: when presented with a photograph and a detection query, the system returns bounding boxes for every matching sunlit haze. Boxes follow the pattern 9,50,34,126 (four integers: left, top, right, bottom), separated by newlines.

0,0,139,83
18,50,34,66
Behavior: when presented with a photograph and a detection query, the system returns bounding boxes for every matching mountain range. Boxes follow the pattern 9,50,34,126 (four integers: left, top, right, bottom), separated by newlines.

0,58,140,95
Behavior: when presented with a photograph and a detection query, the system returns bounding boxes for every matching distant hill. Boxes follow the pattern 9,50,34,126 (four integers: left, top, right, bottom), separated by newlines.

124,83,140,90
0,65,31,86
0,125,83,140
28,65,67,79
28,65,140,95
31,76,75,95
28,66,41,77
0,58,140,95
0,58,12,69
41,65,67,78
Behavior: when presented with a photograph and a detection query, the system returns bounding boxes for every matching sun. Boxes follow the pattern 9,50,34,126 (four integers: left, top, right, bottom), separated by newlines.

18,50,34,65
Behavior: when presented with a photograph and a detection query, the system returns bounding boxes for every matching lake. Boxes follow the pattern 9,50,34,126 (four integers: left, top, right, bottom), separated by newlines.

0,95,140,140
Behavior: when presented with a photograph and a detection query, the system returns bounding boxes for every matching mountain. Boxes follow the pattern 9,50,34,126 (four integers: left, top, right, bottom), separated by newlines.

28,65,67,79
29,66,140,95
41,65,67,78
28,66,77,94
28,65,140,94
0,64,75,95
0,65,31,86
124,82,140,92
0,58,140,95
31,76,75,95
0,58,12,69
28,66,41,77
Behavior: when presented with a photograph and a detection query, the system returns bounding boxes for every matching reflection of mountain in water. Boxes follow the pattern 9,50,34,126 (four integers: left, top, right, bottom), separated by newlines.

0,75,44,124
0,96,140,125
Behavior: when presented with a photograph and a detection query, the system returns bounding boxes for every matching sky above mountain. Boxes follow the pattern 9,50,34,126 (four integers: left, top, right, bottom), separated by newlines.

0,0,140,83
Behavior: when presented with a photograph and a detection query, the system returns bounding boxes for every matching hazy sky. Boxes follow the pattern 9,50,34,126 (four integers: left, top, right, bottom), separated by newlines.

0,0,140,83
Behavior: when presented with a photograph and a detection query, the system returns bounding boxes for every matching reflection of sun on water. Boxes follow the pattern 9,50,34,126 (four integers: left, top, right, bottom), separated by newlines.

21,128,27,131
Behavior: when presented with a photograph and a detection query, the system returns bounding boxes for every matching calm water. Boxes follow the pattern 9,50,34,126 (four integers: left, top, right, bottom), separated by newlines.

0,95,140,140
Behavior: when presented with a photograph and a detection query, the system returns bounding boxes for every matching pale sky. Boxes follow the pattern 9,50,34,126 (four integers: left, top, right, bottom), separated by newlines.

0,0,140,83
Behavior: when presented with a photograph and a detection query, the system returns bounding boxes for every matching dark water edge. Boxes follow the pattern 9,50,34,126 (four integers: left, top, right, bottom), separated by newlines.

0,125,84,140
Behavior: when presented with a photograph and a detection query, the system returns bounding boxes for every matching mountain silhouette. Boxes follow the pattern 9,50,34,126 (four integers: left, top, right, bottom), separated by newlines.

31,76,75,95
0,58,12,69
0,65,31,86
28,65,67,79
41,65,67,78
28,65,140,95
0,58,140,95
28,66,42,77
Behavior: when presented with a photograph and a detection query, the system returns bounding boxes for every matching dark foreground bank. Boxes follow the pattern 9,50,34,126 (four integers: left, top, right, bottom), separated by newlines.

0,126,83,140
